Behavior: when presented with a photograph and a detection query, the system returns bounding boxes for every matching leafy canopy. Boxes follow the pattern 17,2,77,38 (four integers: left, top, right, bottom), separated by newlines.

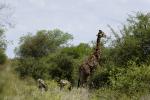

16,29,73,58
109,12,150,66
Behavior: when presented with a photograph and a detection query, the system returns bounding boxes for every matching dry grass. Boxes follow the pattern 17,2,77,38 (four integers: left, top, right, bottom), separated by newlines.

0,62,91,100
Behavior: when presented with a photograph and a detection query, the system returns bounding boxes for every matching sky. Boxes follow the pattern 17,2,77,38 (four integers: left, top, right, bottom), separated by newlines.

1,0,150,58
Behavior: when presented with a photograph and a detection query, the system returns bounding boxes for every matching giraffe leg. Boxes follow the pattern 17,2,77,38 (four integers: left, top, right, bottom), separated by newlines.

79,70,85,87
78,70,83,88
77,78,80,88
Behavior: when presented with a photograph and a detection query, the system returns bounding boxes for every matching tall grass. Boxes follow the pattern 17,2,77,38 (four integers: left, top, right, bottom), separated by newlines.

0,62,91,100
1,62,150,100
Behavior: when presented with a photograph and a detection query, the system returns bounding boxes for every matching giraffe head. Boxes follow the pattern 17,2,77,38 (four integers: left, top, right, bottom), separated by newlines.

97,30,106,38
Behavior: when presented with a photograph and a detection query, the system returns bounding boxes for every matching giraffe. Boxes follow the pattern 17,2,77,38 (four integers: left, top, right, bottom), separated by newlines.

37,78,48,92
58,79,72,90
78,30,106,87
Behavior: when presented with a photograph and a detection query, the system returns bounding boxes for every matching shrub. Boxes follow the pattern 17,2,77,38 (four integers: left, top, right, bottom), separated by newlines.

16,57,49,79
47,53,74,83
89,67,110,89
0,49,7,64
109,62,150,95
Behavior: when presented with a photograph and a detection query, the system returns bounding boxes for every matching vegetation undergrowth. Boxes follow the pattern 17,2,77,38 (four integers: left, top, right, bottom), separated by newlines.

1,62,150,100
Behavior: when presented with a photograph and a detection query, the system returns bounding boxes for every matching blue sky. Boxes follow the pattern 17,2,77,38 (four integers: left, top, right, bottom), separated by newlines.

1,0,150,58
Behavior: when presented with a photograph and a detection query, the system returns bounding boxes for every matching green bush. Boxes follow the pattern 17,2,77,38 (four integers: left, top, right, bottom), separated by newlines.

16,57,49,79
16,52,75,83
48,53,74,82
89,67,110,89
0,49,7,64
109,62,150,95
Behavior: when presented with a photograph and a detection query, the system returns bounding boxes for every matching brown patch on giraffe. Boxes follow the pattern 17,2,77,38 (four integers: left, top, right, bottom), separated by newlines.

78,30,106,87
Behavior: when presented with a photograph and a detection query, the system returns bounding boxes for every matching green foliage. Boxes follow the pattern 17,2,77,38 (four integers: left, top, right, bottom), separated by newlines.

0,28,7,64
109,12,150,66
62,43,92,59
89,67,110,89
16,29,73,58
48,53,74,82
0,28,6,49
0,49,7,64
109,62,150,95
16,57,49,79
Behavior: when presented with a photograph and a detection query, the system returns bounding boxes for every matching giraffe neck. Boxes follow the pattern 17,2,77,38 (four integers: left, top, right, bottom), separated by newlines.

96,35,101,49
95,35,101,60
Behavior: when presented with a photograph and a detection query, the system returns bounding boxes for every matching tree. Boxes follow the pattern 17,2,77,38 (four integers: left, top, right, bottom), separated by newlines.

15,29,73,79
16,29,73,58
0,27,7,64
48,53,74,82
109,12,150,66
0,3,12,64
0,28,6,49
61,43,92,59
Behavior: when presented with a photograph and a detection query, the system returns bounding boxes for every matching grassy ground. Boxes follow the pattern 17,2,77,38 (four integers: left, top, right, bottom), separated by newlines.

0,62,149,100
0,62,91,100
